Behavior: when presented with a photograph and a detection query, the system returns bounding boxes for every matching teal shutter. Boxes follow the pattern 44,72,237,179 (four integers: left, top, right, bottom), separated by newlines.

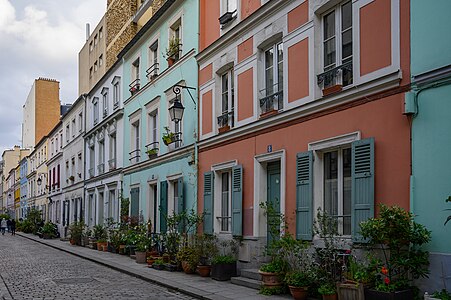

203,172,214,234
232,165,243,236
159,181,168,233
296,151,313,241
177,177,184,232
351,138,375,243
130,187,140,218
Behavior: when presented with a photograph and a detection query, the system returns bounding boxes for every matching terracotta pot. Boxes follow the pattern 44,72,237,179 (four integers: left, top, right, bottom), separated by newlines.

167,57,175,67
289,286,308,300
259,270,283,287
197,265,211,277
97,242,107,251
322,294,338,300
182,261,195,274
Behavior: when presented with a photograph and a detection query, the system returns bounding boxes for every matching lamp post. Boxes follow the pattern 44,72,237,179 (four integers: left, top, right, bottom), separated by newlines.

169,85,185,124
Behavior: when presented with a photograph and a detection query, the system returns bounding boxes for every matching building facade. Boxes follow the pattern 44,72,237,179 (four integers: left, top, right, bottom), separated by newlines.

19,157,28,219
121,0,199,232
410,0,451,291
47,121,64,227
197,0,411,267
28,137,49,220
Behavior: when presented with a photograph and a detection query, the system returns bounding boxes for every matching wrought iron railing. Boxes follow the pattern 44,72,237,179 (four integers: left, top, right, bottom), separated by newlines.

317,61,353,88
129,79,141,96
217,110,234,128
146,63,159,81
129,149,141,164
97,163,105,175
88,168,94,178
163,132,182,146
259,88,283,115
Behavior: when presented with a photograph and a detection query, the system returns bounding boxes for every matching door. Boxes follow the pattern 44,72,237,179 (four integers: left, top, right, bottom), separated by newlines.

267,161,281,246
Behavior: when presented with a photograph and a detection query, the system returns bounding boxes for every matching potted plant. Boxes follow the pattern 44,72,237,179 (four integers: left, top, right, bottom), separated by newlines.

152,258,165,270
162,126,175,146
176,245,198,274
359,205,431,300
135,232,150,264
165,36,180,67
211,254,237,281
195,234,218,277
285,271,314,300
318,281,337,300
93,224,108,251
146,148,158,158
68,221,86,245
41,222,56,239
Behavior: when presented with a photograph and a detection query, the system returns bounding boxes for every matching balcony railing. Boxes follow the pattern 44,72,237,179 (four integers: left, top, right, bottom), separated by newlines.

217,110,234,129
146,63,159,81
129,149,141,164
108,158,116,170
145,142,159,159
317,60,353,89
163,132,182,147
88,168,95,178
129,79,141,96
259,85,283,115
97,163,105,175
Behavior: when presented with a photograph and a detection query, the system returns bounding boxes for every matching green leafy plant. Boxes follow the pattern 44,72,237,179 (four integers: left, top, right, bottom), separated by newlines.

146,148,158,156
260,258,287,274
360,204,431,292
211,254,235,265
162,126,175,145
318,281,336,295
259,286,287,296
93,224,107,242
432,289,451,300
153,258,165,266
176,245,199,269
285,271,314,287
41,222,57,237
165,36,180,59
343,254,374,284
69,221,86,244
194,233,218,265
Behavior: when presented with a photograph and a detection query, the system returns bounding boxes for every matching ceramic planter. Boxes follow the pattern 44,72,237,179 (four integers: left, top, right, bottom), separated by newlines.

181,261,195,274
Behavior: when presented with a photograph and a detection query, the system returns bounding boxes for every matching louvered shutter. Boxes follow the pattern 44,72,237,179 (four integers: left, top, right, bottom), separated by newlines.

177,177,184,233
232,165,243,236
159,181,168,233
296,151,313,241
203,172,214,234
130,187,140,218
351,138,375,243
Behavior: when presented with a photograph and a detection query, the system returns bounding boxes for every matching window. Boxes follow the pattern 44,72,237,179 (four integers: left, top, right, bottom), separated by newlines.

112,77,121,107
94,61,98,72
78,112,83,132
173,180,179,215
99,55,103,67
99,27,103,39
130,58,140,95
321,1,353,88
71,119,76,137
93,98,99,125
71,157,76,179
147,109,158,150
220,172,232,232
89,41,93,52
324,148,351,235
131,120,140,163
89,145,95,178
89,67,93,78
260,42,283,114
66,125,70,142
225,0,237,12
219,0,237,26
94,34,98,46
147,41,159,80
218,70,234,129
101,88,109,117
109,133,117,170
78,153,82,178
98,140,105,174
169,19,182,61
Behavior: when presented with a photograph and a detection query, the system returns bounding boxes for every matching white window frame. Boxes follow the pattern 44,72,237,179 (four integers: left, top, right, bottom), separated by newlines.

261,42,284,112
219,69,235,129
93,97,99,125
101,87,109,117
112,76,121,108
166,173,182,217
147,37,160,80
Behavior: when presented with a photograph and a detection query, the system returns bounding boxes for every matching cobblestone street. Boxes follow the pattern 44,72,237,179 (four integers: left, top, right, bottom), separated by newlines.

0,235,195,300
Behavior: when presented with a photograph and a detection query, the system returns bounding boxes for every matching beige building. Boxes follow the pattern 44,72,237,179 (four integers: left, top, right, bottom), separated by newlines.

22,78,61,150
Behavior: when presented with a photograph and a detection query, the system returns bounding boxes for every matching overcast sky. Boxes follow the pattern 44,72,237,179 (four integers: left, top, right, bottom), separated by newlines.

0,0,105,155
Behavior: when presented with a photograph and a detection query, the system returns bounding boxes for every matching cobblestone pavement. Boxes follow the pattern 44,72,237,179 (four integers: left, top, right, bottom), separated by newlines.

0,234,195,300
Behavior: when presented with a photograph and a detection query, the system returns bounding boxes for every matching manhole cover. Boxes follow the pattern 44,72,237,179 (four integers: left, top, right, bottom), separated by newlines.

53,277,97,284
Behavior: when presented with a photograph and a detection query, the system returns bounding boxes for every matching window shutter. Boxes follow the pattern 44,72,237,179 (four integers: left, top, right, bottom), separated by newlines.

231,165,243,236
203,172,214,234
130,187,139,218
351,138,375,243
296,151,313,241
178,177,184,232
159,181,168,233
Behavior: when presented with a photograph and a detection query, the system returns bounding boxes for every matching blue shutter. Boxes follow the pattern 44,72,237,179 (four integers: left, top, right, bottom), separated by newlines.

178,177,184,233
159,181,168,233
232,165,243,236
130,187,140,218
351,138,375,243
296,151,313,241
203,172,214,234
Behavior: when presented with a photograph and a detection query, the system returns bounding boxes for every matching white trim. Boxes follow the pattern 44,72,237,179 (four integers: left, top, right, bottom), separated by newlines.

253,149,286,237
211,160,238,172
308,131,360,151
166,173,182,182
147,181,159,231
200,89,215,140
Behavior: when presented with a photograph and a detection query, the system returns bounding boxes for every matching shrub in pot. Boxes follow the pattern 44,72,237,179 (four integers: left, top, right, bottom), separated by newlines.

285,271,314,300
318,282,337,300
176,246,198,274
211,255,237,281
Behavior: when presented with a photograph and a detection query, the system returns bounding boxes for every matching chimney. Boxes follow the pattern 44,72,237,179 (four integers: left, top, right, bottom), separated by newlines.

86,23,90,41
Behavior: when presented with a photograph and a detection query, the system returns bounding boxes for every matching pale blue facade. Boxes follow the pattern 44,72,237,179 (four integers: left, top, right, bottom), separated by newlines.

19,158,28,219
122,0,198,232
411,0,451,291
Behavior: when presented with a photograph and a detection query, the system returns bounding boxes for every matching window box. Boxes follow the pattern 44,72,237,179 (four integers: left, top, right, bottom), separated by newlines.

322,84,343,96
129,79,140,96
167,57,176,67
162,127,181,146
259,108,278,119
145,147,159,159
219,11,236,26
218,125,230,134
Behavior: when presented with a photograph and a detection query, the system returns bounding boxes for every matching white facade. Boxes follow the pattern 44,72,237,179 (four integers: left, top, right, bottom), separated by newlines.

84,62,124,228
22,83,36,149
47,122,64,230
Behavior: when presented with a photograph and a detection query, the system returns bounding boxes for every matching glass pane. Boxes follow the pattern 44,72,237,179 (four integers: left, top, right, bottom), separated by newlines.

343,148,352,235
324,151,338,219
265,48,273,70
227,0,237,11
265,68,274,95
174,181,178,214
342,2,352,31
221,173,230,231
324,11,335,40
324,38,336,68
277,43,283,92
222,74,228,113
231,70,234,109
342,30,352,60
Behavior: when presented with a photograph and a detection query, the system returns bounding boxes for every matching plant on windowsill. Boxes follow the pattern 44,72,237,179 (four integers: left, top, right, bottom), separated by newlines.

165,37,180,67
162,126,175,146
146,148,158,158
359,204,431,300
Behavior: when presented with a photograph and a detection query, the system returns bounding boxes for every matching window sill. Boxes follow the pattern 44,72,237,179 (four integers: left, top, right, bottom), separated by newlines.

322,84,343,97
259,109,279,119
218,125,230,134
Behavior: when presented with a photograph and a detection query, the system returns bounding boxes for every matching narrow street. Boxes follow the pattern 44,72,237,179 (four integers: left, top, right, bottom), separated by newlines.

0,234,195,300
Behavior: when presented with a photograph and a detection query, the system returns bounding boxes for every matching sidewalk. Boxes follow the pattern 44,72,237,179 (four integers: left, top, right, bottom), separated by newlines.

17,233,290,300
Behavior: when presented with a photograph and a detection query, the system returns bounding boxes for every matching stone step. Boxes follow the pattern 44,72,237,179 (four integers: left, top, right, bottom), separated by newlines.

230,276,262,290
240,268,261,281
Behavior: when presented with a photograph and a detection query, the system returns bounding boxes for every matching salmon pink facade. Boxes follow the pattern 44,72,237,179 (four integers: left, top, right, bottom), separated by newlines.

197,0,411,267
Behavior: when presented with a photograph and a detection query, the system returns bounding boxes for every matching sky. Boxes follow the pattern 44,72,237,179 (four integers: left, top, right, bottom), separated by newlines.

0,0,105,155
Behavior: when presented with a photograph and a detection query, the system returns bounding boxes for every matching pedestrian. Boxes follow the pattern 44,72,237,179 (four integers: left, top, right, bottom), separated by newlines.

0,218,6,235
6,219,11,233
10,219,16,236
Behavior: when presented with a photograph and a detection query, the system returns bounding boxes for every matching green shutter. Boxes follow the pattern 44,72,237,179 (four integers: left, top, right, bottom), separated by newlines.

178,177,184,233
296,151,313,241
351,138,375,243
130,187,140,218
159,181,168,233
203,172,214,234
232,165,243,236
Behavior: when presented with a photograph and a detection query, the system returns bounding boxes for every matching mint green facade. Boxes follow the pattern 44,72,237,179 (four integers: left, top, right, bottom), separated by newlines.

411,0,451,291
122,0,198,231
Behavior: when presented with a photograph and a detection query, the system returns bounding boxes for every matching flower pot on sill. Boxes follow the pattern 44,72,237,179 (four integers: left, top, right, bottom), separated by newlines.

167,57,175,67
322,84,343,96
218,125,230,134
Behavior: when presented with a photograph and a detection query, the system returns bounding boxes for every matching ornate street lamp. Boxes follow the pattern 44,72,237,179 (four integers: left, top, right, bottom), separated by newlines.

168,85,185,123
